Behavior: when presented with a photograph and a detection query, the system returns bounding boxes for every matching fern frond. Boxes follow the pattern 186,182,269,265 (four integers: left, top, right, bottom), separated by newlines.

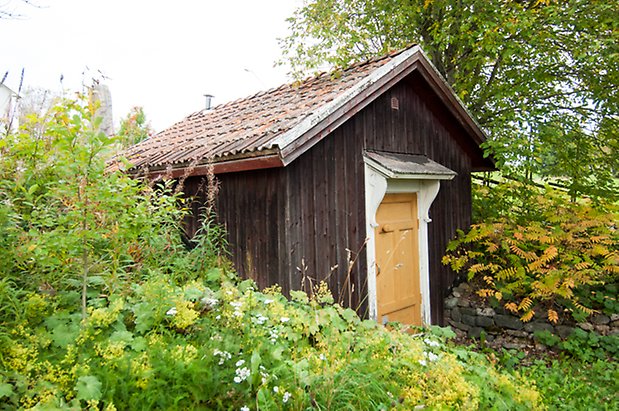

477,289,495,298
518,297,533,312
520,309,535,322
483,276,495,286
573,301,598,316
573,261,591,270
504,302,518,313
602,265,619,274
547,309,559,324
497,267,517,281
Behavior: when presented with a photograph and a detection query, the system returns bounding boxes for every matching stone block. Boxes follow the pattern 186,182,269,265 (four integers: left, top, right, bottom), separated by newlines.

494,314,524,330
451,307,462,322
524,322,554,334
462,314,477,327
555,325,574,339
577,322,594,331
505,330,530,338
447,319,470,331
503,342,526,350
594,325,610,335
476,316,494,328
445,297,459,309
610,313,619,322
468,327,484,339
457,299,471,308
460,307,477,316
456,282,472,293
476,307,496,317
591,314,611,325
452,290,461,298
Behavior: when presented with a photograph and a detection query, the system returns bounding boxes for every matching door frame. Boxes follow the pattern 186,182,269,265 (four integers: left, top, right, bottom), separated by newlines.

364,159,454,325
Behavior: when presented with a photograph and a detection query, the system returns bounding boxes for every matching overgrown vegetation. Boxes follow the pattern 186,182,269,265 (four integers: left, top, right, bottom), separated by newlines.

443,181,618,325
494,351,618,411
0,98,544,409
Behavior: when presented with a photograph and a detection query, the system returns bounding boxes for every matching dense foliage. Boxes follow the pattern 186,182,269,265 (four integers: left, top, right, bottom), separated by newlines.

494,350,618,410
0,99,543,409
444,182,619,324
280,0,619,199
116,106,152,148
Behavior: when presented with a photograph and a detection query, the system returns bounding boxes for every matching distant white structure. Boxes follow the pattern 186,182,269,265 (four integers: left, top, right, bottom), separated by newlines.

0,83,18,132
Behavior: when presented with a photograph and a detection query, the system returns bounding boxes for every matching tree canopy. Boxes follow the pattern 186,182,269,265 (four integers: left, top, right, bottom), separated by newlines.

280,0,619,199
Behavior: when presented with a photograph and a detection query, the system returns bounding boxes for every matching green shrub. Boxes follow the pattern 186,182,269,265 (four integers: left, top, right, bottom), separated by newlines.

0,276,543,410
534,329,619,362
444,182,618,324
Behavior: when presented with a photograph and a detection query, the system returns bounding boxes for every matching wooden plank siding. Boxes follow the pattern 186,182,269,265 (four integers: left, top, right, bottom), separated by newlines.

183,72,474,325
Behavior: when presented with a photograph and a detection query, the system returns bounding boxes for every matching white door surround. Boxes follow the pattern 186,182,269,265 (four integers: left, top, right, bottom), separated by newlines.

363,151,456,325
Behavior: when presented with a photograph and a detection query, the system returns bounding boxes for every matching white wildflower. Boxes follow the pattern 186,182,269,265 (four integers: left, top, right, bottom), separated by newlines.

319,353,326,361
264,299,274,304
240,406,250,411
234,366,250,383
273,386,279,393
213,349,231,365
269,328,279,343
426,352,439,362
253,314,268,325
215,315,221,320
424,338,440,348
418,359,427,367
280,317,290,323
230,301,243,308
283,392,291,403
166,307,177,316
236,359,245,367
201,297,219,308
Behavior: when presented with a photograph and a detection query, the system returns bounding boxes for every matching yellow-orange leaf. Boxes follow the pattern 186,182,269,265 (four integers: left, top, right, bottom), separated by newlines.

548,309,559,324
504,302,518,313
477,289,495,298
521,310,535,322
518,297,533,312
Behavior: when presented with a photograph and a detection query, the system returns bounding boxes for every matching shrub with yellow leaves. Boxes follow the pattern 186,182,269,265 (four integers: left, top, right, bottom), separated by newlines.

444,184,618,324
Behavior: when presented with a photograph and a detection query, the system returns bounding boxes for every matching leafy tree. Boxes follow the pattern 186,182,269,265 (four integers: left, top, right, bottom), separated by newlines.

0,96,188,318
280,0,619,199
116,106,152,148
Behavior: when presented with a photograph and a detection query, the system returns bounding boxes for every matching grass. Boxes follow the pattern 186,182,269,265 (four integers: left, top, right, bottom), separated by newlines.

524,358,618,410
492,351,618,410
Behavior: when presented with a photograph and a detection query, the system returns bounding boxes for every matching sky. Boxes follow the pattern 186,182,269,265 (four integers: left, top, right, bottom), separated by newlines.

1,0,301,131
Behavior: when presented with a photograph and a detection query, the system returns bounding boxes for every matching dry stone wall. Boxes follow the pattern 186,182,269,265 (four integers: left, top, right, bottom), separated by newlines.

444,282,619,348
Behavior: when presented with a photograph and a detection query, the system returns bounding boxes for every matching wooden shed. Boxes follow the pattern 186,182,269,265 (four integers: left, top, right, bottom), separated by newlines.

123,45,493,325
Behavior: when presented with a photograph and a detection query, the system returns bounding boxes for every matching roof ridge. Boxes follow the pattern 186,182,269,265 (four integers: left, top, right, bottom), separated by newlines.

157,44,419,135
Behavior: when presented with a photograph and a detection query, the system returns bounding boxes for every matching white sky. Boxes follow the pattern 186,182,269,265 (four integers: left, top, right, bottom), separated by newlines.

1,0,301,131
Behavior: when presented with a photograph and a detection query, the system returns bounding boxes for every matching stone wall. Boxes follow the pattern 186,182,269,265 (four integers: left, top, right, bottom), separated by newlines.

444,282,619,348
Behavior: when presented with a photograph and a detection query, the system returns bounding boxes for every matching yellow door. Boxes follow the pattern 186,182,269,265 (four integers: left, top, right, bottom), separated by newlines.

375,193,421,326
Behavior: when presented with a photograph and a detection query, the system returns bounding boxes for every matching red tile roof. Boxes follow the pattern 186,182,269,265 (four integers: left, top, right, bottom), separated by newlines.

121,47,414,173
118,44,490,176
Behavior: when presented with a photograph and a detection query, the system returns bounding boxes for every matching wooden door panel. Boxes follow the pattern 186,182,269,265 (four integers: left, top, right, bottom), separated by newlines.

375,193,421,326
